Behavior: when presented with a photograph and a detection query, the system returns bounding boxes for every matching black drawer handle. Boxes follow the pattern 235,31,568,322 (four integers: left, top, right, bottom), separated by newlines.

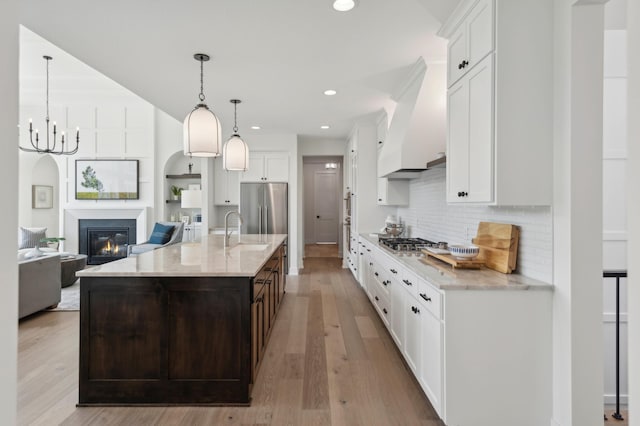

374,272,379,277
375,296,379,301
420,293,432,302
370,262,373,266
403,279,413,286
390,269,397,274
383,308,388,315
383,280,389,286
411,306,420,314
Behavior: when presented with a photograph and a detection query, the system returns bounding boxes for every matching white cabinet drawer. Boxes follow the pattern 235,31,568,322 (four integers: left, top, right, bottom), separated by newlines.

400,268,420,299
417,278,442,319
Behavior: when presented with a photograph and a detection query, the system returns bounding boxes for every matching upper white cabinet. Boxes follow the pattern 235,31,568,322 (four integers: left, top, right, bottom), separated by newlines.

440,0,553,205
446,0,494,87
213,157,240,205
447,54,494,203
240,152,289,182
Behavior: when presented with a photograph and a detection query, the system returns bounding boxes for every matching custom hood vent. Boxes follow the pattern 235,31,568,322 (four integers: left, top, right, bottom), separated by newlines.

378,58,446,179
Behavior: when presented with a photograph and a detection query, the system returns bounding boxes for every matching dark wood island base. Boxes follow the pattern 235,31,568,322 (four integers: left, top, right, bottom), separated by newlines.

77,238,286,406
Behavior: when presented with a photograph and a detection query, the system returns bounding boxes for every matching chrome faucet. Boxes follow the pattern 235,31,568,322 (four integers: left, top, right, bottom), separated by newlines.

224,211,244,247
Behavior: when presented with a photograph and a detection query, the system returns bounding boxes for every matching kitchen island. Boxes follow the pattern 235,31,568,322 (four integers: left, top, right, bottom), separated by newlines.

76,234,287,406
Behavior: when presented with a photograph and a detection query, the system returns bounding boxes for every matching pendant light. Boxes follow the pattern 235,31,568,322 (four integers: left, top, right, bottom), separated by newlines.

183,53,222,157
223,99,249,171
19,55,80,155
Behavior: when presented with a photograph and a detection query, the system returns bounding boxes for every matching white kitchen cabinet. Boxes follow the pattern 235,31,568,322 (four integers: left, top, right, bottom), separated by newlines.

240,152,289,182
403,292,422,375
388,263,404,350
361,236,552,426
446,0,494,87
447,54,494,203
419,307,443,416
213,157,240,205
440,0,553,206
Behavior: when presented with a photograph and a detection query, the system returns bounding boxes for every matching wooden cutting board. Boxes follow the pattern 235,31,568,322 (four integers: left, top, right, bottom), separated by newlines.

422,249,485,269
472,222,520,273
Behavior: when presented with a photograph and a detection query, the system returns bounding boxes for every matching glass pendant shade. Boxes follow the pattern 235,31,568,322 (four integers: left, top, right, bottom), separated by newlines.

183,104,222,157
223,134,249,171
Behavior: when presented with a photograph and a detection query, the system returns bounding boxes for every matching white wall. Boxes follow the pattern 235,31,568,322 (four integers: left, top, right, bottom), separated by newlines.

397,169,553,282
551,2,606,425
31,155,59,236
0,0,19,421
626,0,640,419
602,29,628,405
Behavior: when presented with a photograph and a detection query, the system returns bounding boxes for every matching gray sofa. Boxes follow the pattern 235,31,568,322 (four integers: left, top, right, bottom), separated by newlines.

18,254,61,319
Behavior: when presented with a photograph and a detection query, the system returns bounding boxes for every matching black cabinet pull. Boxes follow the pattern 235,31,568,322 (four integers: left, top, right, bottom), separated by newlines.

420,293,432,302
374,272,379,277
390,269,397,274
378,140,383,145
458,62,463,69
462,60,469,67
411,306,420,314
403,279,413,286
378,198,382,202
383,280,389,286
369,262,373,266
375,296,379,301
383,308,388,315
367,249,371,252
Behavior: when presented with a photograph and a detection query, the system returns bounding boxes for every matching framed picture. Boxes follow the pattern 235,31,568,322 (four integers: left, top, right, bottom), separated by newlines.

181,215,190,224
32,185,53,209
75,159,139,200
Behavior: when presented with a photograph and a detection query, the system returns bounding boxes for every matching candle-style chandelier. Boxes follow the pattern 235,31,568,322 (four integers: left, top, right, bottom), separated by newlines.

19,55,80,155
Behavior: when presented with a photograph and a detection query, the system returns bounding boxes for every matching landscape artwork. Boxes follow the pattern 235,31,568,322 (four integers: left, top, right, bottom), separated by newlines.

75,159,139,200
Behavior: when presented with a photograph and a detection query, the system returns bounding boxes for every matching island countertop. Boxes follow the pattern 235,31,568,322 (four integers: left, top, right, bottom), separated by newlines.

77,233,287,277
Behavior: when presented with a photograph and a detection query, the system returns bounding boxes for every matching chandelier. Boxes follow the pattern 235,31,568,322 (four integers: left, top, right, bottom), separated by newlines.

19,55,79,155
183,53,222,157
223,99,249,171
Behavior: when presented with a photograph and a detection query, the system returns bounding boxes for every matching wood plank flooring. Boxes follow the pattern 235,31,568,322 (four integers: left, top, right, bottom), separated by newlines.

18,251,442,425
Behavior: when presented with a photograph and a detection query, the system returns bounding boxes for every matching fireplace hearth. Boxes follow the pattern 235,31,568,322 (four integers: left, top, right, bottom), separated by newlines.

79,219,136,265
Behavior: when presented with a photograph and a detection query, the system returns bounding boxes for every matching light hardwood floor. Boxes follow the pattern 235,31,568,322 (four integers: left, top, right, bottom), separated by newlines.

18,253,442,425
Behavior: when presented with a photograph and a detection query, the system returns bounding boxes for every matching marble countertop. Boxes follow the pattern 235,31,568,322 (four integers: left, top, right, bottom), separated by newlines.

360,234,553,291
77,234,287,278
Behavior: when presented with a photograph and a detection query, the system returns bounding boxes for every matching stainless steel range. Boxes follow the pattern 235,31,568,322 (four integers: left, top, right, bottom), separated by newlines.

379,237,440,255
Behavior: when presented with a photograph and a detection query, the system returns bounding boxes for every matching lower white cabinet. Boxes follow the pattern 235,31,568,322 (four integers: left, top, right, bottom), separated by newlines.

403,292,422,375
418,307,442,415
359,238,552,426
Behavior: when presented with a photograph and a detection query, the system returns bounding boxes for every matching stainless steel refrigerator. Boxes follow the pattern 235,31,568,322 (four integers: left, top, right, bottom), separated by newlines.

240,182,288,270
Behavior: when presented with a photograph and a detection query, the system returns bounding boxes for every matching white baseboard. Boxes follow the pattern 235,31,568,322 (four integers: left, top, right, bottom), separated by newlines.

604,393,629,405
550,418,561,426
288,267,299,276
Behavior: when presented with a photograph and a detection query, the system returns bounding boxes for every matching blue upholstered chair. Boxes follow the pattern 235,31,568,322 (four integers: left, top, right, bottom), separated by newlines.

127,222,184,256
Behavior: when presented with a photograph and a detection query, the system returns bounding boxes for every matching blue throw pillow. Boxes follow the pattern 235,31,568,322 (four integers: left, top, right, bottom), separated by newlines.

148,223,175,245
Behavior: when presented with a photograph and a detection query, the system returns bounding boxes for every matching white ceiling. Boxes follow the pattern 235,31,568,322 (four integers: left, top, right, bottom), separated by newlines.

19,0,460,141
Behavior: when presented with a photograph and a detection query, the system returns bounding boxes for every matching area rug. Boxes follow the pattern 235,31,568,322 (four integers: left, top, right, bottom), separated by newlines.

48,280,80,311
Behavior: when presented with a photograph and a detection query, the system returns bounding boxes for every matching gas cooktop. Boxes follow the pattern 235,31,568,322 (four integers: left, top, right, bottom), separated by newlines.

379,237,439,254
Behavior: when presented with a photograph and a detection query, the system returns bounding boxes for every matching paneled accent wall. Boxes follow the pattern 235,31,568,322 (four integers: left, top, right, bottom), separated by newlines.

396,168,553,283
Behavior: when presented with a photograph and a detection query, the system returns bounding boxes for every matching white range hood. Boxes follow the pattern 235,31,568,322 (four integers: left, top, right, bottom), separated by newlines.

378,58,446,179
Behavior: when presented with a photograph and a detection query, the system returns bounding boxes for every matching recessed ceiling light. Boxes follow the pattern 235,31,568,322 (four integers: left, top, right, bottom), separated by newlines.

251,126,261,130
333,0,355,12
324,89,337,96
321,125,330,129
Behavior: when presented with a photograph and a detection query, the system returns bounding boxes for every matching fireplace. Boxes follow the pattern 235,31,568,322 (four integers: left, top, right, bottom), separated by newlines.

79,219,137,265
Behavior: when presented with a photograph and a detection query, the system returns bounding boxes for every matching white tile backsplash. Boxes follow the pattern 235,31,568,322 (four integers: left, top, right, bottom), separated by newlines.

396,168,553,282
